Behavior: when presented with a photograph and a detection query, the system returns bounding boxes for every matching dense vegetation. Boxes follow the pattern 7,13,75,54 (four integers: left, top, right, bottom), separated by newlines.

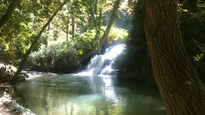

0,0,205,114
116,0,205,86
28,27,128,73
0,0,130,81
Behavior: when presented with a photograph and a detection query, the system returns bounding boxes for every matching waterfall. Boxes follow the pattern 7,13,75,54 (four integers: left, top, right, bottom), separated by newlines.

76,44,125,76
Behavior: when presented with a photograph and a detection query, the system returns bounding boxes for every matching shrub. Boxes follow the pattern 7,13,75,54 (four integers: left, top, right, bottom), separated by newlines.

28,41,80,73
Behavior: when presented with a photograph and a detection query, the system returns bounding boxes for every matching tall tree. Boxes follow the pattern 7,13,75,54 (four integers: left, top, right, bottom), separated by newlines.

100,0,121,46
96,8,102,39
66,17,69,41
14,1,68,78
0,0,21,28
94,0,100,40
144,0,205,114
71,11,75,40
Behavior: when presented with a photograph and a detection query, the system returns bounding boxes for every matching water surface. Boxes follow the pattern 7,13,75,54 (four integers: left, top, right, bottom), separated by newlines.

12,44,165,115
12,74,165,115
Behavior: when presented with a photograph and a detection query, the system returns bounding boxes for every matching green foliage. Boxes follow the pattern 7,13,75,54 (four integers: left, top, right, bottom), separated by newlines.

75,29,97,55
115,0,156,86
0,0,62,64
179,0,205,82
0,0,130,76
28,25,128,73
75,26,128,55
116,0,205,86
108,27,128,41
194,53,204,62
28,41,80,72
178,3,189,13
0,64,27,83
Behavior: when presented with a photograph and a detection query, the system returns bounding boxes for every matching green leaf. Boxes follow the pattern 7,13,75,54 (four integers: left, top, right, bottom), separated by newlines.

78,50,83,55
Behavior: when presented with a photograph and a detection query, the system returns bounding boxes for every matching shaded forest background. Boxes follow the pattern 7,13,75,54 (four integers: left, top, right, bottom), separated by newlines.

116,0,205,86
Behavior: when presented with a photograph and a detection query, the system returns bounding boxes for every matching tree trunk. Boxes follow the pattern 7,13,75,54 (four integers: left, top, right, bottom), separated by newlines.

94,0,100,40
71,12,75,40
100,0,121,45
97,8,102,39
0,0,21,28
45,24,50,48
144,0,205,114
14,1,67,77
66,20,69,41
87,0,121,58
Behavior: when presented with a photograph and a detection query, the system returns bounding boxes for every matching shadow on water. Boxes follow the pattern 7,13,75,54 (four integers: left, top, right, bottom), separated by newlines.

11,44,165,115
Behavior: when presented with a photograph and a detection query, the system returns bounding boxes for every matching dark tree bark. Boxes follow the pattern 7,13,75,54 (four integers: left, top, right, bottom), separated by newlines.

14,1,68,78
144,0,205,114
0,0,21,28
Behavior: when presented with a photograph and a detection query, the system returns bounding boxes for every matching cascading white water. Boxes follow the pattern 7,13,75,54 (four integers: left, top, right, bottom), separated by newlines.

74,44,126,102
76,44,126,76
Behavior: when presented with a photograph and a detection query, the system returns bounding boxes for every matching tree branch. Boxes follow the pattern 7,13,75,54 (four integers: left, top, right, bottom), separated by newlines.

14,1,68,77
0,0,21,29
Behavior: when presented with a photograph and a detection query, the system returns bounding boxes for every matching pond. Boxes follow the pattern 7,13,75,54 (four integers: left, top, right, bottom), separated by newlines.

11,73,165,115
12,44,165,115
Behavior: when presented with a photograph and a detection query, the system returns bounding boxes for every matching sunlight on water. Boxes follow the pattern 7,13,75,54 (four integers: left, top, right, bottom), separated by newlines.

75,44,125,76
98,75,119,102
12,44,165,115
13,74,165,115
74,44,126,103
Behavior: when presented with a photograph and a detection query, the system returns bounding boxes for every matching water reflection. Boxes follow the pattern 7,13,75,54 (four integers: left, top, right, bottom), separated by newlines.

12,74,165,115
12,44,165,115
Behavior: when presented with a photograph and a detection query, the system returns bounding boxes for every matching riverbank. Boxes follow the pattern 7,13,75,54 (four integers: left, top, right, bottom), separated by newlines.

0,99,17,115
0,63,35,115
0,92,35,115
0,63,28,83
